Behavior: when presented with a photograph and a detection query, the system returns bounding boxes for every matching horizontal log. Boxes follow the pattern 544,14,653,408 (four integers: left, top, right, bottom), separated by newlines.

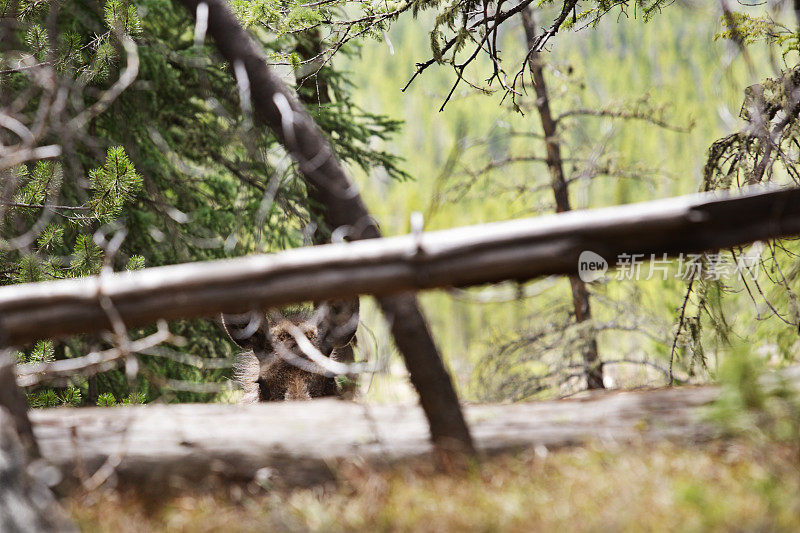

29,365,800,491
2,186,800,345
32,386,721,491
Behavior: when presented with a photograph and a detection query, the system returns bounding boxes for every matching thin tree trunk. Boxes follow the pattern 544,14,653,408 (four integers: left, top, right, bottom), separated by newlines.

0,345,72,532
178,0,473,455
522,8,604,389
0,350,39,458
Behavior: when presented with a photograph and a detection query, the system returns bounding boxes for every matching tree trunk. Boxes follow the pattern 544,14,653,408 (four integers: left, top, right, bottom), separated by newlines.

0,350,75,531
0,407,77,532
178,0,473,455
522,8,604,389
0,350,40,458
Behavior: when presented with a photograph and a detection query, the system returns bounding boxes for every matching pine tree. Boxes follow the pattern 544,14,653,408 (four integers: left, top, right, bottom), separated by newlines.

1,0,407,405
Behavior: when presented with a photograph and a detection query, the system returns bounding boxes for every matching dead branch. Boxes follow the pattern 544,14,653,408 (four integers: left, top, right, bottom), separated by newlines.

15,321,174,387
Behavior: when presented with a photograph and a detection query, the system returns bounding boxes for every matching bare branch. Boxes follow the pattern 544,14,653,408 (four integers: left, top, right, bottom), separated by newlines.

15,321,174,387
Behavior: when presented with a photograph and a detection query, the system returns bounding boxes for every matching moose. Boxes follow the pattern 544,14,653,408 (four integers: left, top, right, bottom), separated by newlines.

221,299,359,402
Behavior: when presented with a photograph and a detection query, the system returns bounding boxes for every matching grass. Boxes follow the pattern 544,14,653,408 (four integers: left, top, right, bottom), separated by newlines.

68,439,800,532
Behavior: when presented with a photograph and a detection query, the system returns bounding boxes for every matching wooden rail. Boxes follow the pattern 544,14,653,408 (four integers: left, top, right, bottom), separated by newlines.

1,185,799,346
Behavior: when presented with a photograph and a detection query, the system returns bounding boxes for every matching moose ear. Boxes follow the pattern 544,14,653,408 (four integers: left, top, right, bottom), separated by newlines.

220,312,273,352
314,298,359,354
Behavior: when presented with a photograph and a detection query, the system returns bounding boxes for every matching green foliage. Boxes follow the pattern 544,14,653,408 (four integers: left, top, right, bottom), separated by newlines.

126,254,145,270
103,0,143,37
69,235,104,277
96,393,117,407
396,0,680,108
28,390,61,408
13,161,62,206
6,0,795,407
27,387,82,408
37,225,64,252
61,387,83,406
3,0,409,406
343,2,799,400
4,148,141,280
12,254,45,283
697,18,800,365
24,23,47,59
121,392,145,405
716,12,799,56
566,0,680,28
88,146,143,223
708,345,800,450
28,341,55,364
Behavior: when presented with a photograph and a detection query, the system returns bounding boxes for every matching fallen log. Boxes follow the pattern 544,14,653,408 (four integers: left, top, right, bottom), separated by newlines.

32,385,722,491
1,185,799,347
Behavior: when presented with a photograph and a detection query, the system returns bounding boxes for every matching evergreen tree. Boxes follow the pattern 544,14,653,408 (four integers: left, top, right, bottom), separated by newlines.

1,0,406,405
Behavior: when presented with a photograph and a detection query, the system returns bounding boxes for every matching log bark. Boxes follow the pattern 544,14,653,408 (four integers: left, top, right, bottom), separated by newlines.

177,0,472,454
2,186,799,348
522,8,603,389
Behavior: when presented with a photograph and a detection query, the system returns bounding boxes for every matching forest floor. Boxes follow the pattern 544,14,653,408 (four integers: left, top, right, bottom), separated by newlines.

67,438,800,532
43,367,800,531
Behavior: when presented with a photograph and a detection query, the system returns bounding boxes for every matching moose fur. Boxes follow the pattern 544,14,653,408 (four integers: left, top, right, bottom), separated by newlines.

222,300,358,402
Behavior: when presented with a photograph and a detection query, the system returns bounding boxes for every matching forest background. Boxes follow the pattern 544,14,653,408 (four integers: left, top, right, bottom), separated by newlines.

345,1,793,402
6,0,796,407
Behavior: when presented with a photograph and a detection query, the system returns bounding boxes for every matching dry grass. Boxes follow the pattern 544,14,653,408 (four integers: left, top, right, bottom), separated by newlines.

67,439,800,532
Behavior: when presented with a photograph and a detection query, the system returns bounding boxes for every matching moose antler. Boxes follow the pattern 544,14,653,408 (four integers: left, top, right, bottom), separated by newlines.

219,311,273,356
312,298,359,356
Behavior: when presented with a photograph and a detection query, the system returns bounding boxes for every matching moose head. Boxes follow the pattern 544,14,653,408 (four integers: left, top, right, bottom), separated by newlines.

221,299,359,402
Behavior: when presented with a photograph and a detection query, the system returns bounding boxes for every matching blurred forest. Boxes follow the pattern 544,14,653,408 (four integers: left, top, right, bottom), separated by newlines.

348,2,799,402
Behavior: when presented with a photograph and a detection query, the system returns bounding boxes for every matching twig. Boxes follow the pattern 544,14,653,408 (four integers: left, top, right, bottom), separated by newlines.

15,321,173,387
669,278,695,386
